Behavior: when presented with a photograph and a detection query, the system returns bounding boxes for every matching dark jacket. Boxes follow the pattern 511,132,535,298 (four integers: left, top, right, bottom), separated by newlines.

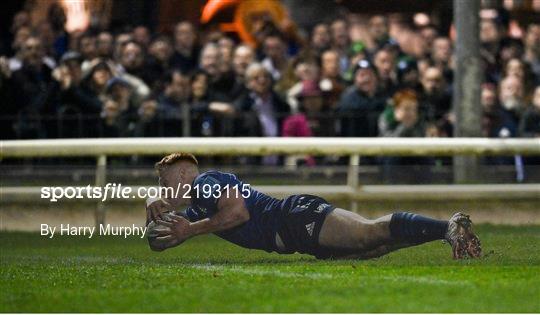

337,86,387,137
483,106,518,138
234,91,290,137
9,63,58,138
170,46,200,74
518,107,540,138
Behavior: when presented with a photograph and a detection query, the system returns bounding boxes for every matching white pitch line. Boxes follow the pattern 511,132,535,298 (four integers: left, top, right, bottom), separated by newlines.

189,264,334,280
186,264,471,286
1,254,135,264
377,275,471,286
2,255,472,286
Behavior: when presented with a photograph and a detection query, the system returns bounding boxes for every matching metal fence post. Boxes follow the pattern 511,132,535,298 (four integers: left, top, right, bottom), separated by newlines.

347,154,360,212
95,154,107,228
182,102,191,137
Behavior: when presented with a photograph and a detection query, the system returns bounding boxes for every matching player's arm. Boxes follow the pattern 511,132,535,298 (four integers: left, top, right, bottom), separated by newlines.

189,193,250,236
155,194,250,246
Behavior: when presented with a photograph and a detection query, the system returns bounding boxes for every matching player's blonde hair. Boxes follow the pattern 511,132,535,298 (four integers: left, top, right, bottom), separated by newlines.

155,152,198,173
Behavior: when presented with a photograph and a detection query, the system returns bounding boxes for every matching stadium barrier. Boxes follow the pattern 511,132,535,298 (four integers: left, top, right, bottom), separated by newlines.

2,137,540,157
1,137,539,226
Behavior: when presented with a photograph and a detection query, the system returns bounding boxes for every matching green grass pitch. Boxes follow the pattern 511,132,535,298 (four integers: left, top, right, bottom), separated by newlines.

1,225,539,312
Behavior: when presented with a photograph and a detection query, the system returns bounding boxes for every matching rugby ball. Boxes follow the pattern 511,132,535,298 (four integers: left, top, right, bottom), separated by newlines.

146,212,176,239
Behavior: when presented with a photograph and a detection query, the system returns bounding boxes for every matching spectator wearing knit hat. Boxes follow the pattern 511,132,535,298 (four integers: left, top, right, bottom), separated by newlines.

337,59,387,138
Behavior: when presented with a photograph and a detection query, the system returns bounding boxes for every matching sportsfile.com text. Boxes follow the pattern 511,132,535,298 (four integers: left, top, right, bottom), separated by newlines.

40,183,251,202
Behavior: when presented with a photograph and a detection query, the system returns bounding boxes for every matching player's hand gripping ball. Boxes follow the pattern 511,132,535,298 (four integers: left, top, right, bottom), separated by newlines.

146,212,179,251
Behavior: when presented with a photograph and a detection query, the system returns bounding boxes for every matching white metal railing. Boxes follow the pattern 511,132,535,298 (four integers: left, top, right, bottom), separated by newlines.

2,137,540,157
1,137,539,226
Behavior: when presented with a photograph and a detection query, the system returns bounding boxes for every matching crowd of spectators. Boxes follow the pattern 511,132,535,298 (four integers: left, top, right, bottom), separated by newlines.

1,5,539,164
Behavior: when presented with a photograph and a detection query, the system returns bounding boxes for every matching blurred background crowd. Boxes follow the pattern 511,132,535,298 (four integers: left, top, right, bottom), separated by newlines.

0,0,539,161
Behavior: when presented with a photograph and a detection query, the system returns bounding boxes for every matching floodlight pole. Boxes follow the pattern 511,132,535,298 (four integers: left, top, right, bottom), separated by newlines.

453,0,483,183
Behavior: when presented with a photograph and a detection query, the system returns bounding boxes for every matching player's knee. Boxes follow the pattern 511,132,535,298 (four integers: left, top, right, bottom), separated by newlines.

348,229,371,251
354,221,387,250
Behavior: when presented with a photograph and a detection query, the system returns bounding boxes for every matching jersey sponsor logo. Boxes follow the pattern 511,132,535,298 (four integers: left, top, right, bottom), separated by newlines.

299,200,313,209
194,205,207,216
315,203,330,213
200,207,207,215
305,222,315,236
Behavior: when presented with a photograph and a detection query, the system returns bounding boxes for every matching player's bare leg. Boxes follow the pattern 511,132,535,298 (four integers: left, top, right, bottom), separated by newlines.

318,209,481,259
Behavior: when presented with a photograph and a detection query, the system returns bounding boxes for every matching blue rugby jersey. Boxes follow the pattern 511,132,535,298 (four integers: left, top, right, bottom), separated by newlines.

184,170,299,252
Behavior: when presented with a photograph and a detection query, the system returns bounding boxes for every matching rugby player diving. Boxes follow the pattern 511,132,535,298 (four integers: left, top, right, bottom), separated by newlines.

145,153,482,260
